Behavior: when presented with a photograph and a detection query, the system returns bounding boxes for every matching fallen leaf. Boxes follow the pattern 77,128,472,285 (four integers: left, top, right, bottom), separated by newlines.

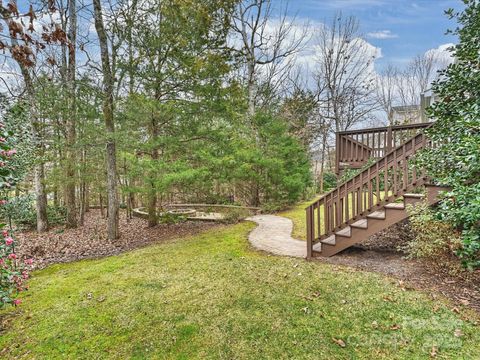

454,329,463,337
451,307,460,314
332,338,346,348
371,320,378,328
390,324,401,330
459,299,470,306
430,346,438,357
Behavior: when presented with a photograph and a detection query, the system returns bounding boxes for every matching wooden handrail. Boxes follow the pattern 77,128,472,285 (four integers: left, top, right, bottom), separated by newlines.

336,122,433,173
337,122,432,136
308,123,433,249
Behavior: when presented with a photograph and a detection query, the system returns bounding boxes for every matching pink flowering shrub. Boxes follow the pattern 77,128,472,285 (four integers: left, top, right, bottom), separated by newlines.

0,229,31,307
0,121,30,307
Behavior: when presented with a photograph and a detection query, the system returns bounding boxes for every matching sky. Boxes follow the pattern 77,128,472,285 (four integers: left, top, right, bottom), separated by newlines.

288,0,462,70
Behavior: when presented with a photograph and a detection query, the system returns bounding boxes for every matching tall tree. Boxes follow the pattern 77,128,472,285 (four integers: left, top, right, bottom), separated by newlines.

376,64,399,125
0,2,51,232
231,0,306,118
64,0,78,228
93,0,119,240
313,14,378,133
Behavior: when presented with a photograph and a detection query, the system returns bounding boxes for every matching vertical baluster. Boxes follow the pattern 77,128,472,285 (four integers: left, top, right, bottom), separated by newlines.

361,176,365,214
367,167,373,209
403,144,408,190
383,131,386,157
377,131,383,158
330,197,334,232
387,126,393,152
384,157,389,201
345,182,350,221
354,137,358,161
316,201,320,240
393,148,398,195
339,187,344,225
421,134,427,179
323,195,328,236
376,162,380,205
335,191,340,228
412,148,417,185
352,180,356,219
372,131,376,157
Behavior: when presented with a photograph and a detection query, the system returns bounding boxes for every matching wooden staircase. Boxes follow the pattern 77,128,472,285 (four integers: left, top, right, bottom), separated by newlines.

306,123,447,258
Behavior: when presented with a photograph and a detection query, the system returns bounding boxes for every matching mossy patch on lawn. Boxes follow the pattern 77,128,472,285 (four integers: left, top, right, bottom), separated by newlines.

1,222,479,359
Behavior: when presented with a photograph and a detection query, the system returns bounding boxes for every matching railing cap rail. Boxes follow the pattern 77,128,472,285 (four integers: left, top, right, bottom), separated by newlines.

337,122,433,136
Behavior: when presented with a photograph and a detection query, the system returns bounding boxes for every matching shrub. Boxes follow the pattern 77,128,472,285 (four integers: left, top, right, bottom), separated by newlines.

158,212,186,225
402,202,462,264
0,194,36,229
0,195,67,230
416,1,480,269
321,172,337,192
221,208,249,224
0,117,30,308
0,229,31,308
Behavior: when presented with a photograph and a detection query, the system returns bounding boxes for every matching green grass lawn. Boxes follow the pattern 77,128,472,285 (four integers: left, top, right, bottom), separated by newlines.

1,222,479,359
279,199,313,240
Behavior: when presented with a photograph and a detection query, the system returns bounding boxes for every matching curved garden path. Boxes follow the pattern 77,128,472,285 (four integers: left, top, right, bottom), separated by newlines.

246,215,306,258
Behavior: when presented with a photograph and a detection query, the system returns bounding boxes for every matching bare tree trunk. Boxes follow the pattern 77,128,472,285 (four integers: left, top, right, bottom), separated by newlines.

34,163,48,232
99,193,104,218
93,0,119,240
79,149,87,226
65,0,77,228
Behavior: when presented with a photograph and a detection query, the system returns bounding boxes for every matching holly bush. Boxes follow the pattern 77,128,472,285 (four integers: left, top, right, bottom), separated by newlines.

418,1,480,269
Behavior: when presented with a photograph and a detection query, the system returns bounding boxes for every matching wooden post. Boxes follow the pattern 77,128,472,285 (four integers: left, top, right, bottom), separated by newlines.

387,126,393,153
335,132,340,174
306,206,313,259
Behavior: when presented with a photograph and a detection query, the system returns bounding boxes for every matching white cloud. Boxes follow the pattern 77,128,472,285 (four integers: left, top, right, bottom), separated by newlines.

425,43,455,66
367,30,398,39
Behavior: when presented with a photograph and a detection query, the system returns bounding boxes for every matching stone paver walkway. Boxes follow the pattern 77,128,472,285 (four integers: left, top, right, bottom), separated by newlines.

246,215,306,258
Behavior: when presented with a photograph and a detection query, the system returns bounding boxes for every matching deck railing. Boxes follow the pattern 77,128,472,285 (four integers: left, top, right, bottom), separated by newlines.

335,122,432,173
308,124,433,258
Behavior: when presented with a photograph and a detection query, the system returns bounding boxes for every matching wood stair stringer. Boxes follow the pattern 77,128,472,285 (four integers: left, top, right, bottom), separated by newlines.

315,185,449,257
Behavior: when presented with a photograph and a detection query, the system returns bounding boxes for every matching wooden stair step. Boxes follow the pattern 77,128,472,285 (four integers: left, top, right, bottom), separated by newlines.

384,203,405,210
335,226,351,238
313,241,322,252
367,210,385,219
320,235,336,246
403,193,425,199
351,219,368,229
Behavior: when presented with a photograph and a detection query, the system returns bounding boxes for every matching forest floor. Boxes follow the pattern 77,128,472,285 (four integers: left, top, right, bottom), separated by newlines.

1,220,479,359
14,210,221,270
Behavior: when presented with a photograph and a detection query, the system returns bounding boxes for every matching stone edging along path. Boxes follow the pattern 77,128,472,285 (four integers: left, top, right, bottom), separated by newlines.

246,215,306,258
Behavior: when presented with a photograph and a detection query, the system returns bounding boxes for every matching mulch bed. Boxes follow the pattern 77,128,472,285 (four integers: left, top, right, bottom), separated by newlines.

14,209,221,270
324,246,480,314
